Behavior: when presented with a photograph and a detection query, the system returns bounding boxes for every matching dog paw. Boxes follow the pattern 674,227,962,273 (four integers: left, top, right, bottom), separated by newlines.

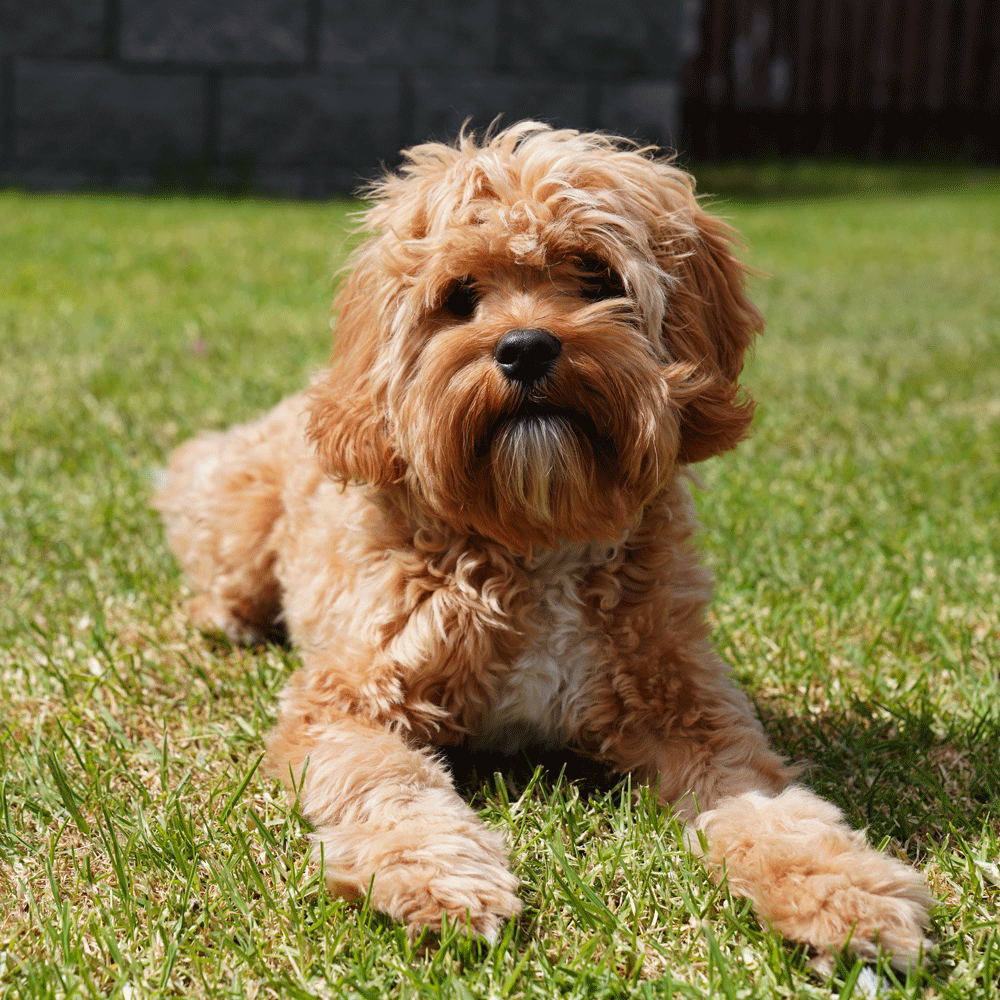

692,786,933,970
316,819,521,942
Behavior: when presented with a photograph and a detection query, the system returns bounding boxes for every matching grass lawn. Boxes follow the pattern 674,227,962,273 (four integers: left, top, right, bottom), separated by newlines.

1,164,999,999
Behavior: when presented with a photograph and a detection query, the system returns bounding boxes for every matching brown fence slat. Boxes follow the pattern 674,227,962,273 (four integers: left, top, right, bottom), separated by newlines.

682,0,1000,160
925,0,952,109
955,0,983,108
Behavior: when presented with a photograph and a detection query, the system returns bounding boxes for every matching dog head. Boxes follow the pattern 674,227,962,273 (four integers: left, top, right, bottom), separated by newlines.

308,123,762,552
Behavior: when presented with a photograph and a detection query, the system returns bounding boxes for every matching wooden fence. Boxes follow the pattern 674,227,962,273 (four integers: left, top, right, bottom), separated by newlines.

682,0,1000,159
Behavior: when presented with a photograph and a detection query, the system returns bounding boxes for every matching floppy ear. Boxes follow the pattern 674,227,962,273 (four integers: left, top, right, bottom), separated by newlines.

661,204,764,464
305,268,406,488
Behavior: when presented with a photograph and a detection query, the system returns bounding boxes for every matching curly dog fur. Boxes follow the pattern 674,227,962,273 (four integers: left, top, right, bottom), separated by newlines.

155,123,931,968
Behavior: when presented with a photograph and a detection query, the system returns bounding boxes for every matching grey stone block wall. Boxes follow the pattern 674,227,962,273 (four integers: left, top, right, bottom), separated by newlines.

0,0,697,197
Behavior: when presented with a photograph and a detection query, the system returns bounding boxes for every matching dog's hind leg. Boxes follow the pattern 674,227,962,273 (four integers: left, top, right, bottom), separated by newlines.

264,697,521,940
155,398,303,643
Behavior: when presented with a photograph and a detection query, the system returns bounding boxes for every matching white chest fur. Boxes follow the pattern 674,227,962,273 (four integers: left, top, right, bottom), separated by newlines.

472,542,611,752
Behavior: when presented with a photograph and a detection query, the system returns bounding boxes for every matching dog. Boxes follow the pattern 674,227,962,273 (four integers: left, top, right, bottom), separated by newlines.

155,122,931,970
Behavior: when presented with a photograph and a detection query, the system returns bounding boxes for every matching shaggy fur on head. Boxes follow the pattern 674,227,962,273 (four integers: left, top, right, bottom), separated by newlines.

155,123,931,968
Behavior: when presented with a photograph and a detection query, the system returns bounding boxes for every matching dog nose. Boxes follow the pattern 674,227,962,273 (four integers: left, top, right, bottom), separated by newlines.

493,328,561,386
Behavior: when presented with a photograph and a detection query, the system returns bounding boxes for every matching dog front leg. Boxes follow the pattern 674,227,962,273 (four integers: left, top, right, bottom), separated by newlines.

264,705,521,940
606,688,931,970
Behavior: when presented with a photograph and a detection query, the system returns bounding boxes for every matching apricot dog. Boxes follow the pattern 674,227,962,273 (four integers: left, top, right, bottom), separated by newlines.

156,123,930,968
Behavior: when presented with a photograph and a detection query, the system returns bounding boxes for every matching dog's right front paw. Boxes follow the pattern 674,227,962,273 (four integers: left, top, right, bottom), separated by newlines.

316,819,521,942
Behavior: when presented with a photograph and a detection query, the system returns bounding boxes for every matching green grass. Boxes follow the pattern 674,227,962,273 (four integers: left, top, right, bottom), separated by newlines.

1,170,999,999
686,159,998,203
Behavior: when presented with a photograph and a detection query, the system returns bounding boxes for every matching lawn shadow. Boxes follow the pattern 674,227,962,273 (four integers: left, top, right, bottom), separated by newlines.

440,695,998,853
753,692,999,850
440,742,614,802
198,621,291,655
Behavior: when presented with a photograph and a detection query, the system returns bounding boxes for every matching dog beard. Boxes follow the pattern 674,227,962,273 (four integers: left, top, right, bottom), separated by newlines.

490,413,586,523
465,409,646,552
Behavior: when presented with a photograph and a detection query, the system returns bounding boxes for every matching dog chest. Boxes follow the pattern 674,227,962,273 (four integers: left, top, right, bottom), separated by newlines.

472,543,607,752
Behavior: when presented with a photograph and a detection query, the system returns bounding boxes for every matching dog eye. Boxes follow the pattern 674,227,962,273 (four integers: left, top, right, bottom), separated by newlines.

442,278,478,318
574,255,625,302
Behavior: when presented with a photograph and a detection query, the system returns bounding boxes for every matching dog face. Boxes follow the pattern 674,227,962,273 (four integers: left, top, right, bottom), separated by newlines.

308,124,762,551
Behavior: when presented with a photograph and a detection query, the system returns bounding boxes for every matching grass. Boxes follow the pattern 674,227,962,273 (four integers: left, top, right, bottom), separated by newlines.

686,159,998,203
1,165,999,999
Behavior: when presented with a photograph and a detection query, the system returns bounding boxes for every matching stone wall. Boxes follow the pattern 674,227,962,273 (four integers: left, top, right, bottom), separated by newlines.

1,0,697,196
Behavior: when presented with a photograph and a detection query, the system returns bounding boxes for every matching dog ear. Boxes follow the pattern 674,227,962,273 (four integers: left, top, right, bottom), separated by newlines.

306,271,406,488
662,205,764,464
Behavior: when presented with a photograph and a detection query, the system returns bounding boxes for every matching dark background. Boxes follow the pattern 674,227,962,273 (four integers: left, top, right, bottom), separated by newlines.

1,0,997,196
684,0,1000,162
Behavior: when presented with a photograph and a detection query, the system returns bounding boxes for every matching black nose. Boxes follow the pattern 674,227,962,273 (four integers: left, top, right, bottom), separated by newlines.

493,328,561,386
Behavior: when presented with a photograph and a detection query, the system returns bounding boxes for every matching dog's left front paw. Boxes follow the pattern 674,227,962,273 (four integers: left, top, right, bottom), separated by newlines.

692,786,933,970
